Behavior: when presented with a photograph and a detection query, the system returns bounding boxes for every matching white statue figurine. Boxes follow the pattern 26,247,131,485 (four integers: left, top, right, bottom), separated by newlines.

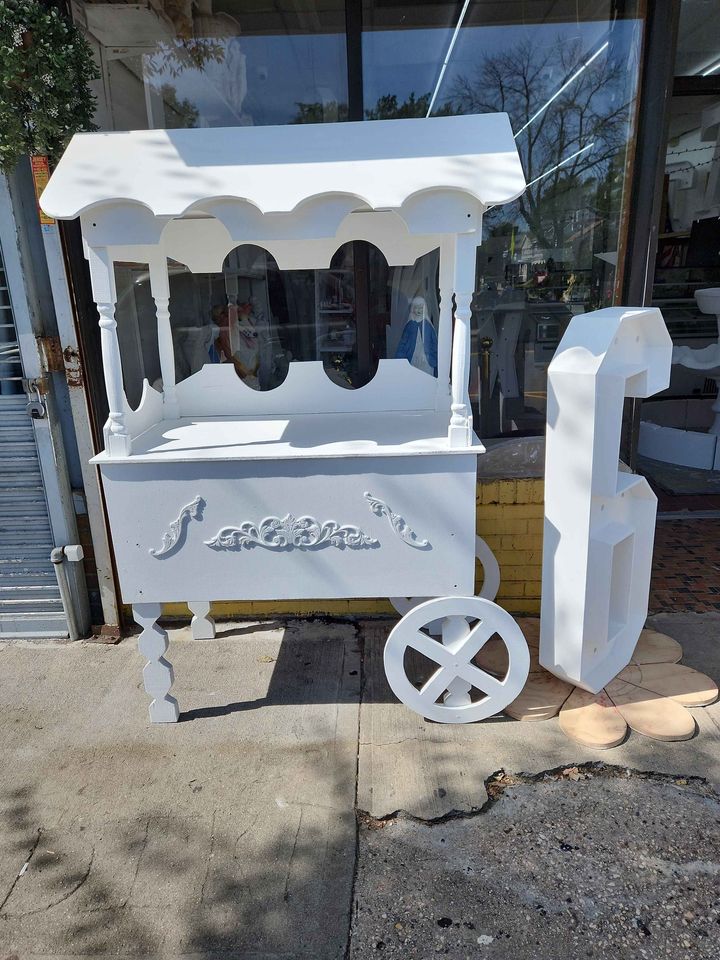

394,296,438,375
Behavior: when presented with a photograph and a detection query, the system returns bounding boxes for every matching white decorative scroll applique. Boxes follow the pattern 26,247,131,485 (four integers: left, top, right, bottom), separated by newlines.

204,514,378,550
363,492,430,548
149,496,205,558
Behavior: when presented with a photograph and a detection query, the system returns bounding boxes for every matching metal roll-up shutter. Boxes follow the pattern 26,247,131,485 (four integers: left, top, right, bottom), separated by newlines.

0,243,66,637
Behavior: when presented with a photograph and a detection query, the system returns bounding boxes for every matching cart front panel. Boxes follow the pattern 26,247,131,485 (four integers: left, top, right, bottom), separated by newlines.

100,455,478,603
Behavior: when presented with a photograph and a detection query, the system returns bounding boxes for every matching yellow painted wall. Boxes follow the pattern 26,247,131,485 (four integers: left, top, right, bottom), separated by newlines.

475,478,544,616
158,478,544,620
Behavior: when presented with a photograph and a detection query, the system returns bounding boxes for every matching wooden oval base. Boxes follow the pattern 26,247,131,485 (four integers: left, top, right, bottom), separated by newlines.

502,623,717,750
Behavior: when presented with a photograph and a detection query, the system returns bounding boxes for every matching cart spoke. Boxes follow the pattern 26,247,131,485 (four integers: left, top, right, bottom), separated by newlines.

455,662,506,698
419,667,453,705
406,629,452,666
450,618,497,661
410,622,509,699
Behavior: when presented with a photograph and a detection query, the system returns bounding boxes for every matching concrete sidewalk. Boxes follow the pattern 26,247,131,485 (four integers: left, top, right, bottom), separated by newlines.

359,612,720,819
0,613,718,958
350,770,720,959
0,621,360,959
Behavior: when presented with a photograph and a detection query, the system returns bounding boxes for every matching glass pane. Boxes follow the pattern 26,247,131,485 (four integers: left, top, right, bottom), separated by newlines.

74,1,348,130
113,264,161,408
652,94,720,358
115,245,440,395
675,0,720,76
638,0,720,489
363,0,644,435
648,0,720,404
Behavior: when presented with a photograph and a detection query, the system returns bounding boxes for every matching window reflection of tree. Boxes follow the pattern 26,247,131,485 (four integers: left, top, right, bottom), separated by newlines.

292,92,453,123
441,33,633,432
449,37,631,258
158,83,200,127
143,38,226,80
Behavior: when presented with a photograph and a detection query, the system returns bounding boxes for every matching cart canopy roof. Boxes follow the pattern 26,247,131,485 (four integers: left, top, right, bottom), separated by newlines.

40,113,526,221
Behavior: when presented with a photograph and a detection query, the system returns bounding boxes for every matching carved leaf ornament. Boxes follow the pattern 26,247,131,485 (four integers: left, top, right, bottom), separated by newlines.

205,514,378,550
149,496,205,557
363,492,430,548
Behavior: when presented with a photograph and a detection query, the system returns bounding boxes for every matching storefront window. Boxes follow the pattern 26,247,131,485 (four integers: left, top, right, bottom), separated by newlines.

636,0,720,485
74,1,348,130
363,1,644,434
650,0,720,360
652,94,720,364
75,1,644,429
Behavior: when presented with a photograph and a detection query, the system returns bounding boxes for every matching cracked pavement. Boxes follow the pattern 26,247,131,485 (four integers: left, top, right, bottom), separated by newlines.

351,769,720,959
0,613,719,958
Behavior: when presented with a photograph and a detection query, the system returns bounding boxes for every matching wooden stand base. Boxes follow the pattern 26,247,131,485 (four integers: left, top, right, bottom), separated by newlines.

475,623,718,749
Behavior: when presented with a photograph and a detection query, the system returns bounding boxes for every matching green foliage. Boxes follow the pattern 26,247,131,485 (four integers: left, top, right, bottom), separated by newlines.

158,84,199,129
0,0,99,171
292,101,349,124
292,92,456,125
365,92,456,120
144,39,226,80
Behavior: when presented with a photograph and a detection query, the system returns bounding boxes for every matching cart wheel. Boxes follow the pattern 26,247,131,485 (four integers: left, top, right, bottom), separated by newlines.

384,596,529,723
389,535,501,631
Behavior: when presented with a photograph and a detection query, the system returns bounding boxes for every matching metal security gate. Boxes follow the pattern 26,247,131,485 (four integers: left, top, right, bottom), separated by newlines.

0,241,67,637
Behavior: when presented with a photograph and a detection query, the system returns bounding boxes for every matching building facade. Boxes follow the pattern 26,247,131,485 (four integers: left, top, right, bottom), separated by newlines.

3,0,720,632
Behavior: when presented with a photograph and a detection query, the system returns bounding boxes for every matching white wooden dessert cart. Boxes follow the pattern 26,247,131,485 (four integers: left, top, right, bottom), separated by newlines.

41,114,532,723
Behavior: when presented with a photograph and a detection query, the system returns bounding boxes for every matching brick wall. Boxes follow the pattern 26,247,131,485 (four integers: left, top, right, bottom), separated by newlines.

475,478,544,616
158,478,545,622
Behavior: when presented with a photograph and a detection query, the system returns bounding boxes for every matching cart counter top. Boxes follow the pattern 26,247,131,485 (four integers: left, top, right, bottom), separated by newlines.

91,411,485,464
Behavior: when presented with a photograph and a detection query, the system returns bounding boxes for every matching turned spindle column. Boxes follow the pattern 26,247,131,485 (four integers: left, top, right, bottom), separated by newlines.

449,290,473,447
149,255,179,418
97,301,132,455
87,246,131,456
188,601,216,640
448,234,477,448
133,603,179,722
436,237,454,412
441,615,473,707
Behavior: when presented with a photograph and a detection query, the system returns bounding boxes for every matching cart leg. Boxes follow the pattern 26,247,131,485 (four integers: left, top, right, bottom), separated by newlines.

133,602,179,723
441,615,473,708
188,601,216,640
